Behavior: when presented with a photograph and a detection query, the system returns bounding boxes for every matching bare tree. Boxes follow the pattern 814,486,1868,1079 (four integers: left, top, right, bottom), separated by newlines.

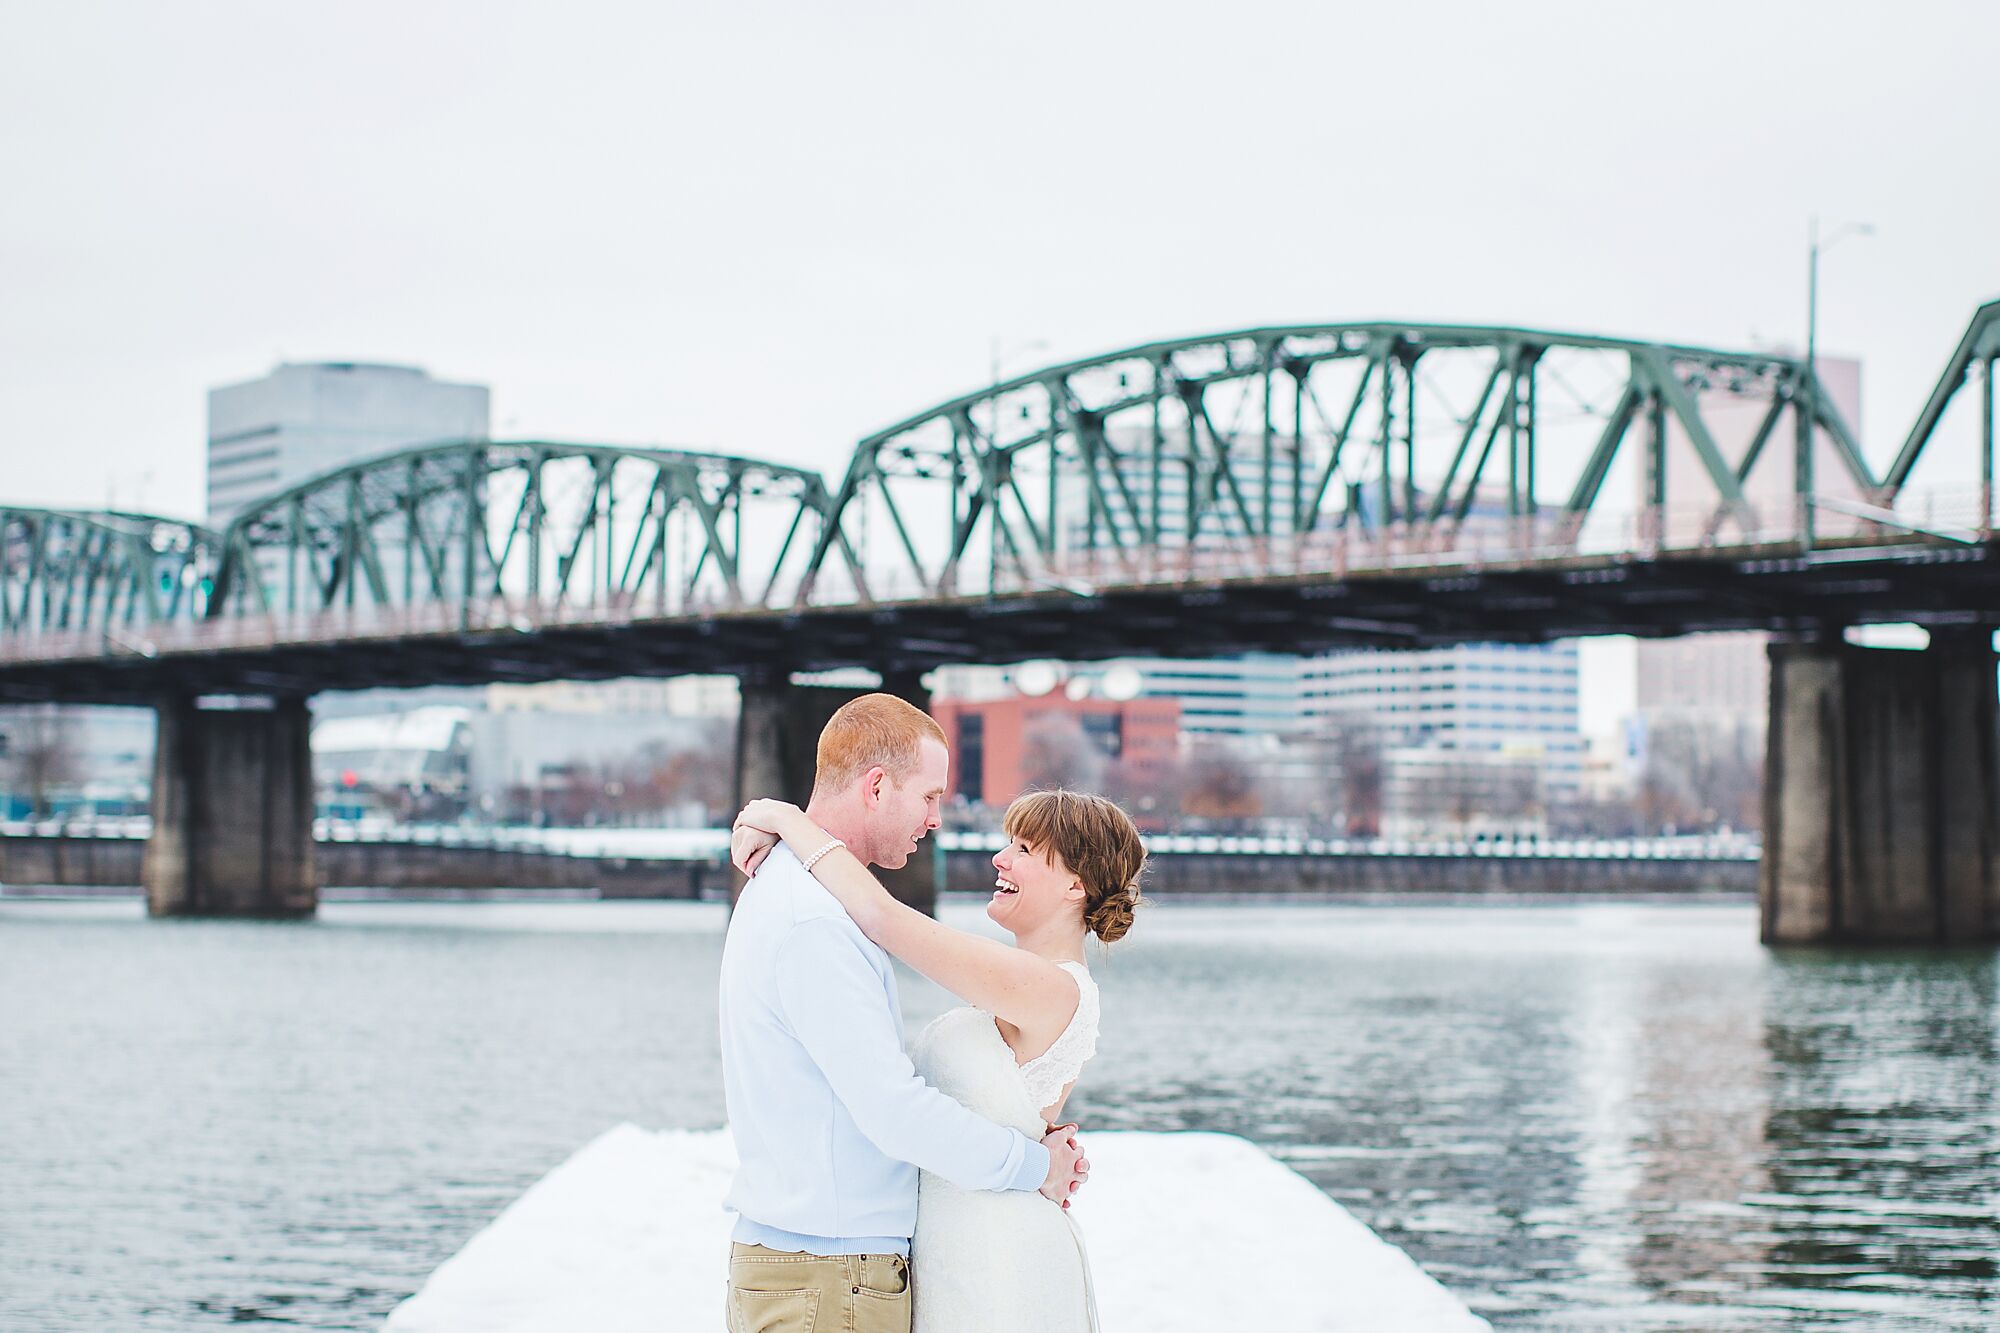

1203,718,1380,836
0,705,80,819
1549,791,1643,838
602,719,735,824
1491,760,1544,826
1102,748,1186,831
1636,713,1763,834
518,719,741,828
1179,737,1262,827
1320,715,1383,837
1020,714,1107,794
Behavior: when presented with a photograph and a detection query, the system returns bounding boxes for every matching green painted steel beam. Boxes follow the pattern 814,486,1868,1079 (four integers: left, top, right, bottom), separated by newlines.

1885,299,2000,495
849,322,1805,457
7,302,1997,656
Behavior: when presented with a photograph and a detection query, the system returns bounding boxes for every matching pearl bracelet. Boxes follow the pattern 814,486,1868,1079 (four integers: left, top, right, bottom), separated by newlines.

801,837,845,872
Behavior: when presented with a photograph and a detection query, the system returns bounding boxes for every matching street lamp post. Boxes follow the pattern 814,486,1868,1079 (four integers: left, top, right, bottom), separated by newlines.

1985,354,1995,537
1801,216,1874,549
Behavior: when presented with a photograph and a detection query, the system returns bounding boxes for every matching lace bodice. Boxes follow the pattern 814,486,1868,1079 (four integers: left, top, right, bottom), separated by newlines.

1018,961,1099,1111
908,960,1101,1132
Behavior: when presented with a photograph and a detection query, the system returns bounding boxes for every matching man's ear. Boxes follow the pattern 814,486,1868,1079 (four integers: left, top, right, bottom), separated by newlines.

860,765,890,809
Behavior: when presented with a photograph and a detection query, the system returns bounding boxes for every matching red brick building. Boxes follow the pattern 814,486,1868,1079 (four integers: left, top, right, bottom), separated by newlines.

931,692,1180,810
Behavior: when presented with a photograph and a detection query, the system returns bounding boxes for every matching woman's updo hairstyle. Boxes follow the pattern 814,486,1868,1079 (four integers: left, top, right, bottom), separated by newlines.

1000,789,1148,943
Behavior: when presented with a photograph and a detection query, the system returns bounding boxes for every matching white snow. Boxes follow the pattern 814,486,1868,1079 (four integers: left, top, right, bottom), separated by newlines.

383,1125,1490,1332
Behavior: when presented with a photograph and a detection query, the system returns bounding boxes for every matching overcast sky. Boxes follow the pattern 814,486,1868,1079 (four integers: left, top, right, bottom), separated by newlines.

3,0,1995,726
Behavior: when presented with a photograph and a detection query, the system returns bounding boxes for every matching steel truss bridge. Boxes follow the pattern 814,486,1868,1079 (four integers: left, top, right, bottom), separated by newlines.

3,301,1997,704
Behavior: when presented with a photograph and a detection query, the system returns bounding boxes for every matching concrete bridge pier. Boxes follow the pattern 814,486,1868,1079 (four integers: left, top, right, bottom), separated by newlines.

733,670,939,913
143,694,317,918
1760,632,2000,944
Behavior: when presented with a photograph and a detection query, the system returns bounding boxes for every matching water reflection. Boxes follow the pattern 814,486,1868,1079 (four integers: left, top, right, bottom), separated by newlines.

1065,905,1999,1330
2,900,1995,1330
1751,952,1998,1325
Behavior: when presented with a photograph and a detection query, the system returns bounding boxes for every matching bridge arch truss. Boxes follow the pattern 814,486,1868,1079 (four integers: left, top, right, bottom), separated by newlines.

0,507,220,642
208,440,854,632
1,302,1993,683
797,315,1996,605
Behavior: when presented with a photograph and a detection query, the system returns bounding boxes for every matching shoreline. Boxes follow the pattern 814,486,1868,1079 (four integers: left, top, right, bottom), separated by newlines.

0,883,1758,908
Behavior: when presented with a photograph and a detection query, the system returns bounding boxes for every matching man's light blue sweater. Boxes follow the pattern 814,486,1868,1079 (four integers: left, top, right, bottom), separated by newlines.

719,845,1051,1255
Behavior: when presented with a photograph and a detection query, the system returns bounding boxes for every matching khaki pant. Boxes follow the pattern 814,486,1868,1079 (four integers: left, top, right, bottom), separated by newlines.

725,1242,910,1333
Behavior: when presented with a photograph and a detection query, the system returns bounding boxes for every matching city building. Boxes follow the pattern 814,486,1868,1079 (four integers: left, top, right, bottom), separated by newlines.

1579,728,1642,805
1623,632,1770,834
1300,640,1583,836
463,709,725,824
933,639,1581,836
1649,354,1864,545
206,361,489,523
6,364,493,820
1055,425,1318,554
309,700,728,826
1634,632,1769,722
1301,641,1582,766
930,690,1180,814
313,705,473,820
1378,743,1547,838
1073,656,1299,739
207,362,492,732
931,657,1299,742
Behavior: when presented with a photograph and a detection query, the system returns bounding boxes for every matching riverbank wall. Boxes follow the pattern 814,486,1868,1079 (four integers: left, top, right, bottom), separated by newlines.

0,830,1756,897
1031,848,1757,895
0,833,714,898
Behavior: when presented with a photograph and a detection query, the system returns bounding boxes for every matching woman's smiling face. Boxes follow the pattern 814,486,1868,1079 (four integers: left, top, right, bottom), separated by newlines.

988,835,1081,934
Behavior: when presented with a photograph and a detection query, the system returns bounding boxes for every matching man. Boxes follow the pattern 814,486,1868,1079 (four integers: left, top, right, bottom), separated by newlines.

719,693,1087,1332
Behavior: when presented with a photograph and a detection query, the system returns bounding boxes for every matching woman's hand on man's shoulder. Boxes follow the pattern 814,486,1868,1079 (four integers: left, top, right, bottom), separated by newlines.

731,820,782,877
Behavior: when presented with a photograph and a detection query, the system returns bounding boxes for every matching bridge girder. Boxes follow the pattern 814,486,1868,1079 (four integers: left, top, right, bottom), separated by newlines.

0,507,220,640
1,303,1995,689
795,320,1926,607
206,440,851,627
1884,298,2000,496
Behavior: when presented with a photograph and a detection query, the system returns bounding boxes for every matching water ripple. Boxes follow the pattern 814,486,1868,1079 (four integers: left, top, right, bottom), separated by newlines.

2,899,1995,1330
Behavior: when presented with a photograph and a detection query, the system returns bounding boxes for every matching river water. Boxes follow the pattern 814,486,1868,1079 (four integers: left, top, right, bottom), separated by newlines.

1,896,1993,1331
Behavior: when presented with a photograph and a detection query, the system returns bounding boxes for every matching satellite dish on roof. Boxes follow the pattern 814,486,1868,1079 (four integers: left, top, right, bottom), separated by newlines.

1014,661,1061,697
1101,665,1144,701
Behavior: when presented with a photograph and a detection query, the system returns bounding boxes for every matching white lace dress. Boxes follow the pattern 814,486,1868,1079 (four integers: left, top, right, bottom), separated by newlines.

908,959,1101,1333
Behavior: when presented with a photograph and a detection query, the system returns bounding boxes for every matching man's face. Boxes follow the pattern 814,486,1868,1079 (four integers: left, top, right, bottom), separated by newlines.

866,738,948,868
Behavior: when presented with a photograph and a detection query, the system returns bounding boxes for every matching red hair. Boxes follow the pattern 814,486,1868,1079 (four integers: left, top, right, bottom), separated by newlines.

814,693,948,795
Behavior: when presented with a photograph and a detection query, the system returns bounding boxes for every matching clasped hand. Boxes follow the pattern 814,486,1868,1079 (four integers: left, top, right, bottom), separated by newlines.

1041,1122,1089,1210
731,799,800,877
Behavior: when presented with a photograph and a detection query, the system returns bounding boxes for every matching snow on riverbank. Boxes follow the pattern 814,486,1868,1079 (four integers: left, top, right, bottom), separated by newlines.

383,1124,1489,1332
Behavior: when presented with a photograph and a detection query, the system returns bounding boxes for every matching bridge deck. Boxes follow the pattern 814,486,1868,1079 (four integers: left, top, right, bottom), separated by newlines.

1,532,1993,703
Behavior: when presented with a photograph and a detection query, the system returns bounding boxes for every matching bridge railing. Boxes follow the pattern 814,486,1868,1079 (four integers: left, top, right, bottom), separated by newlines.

2,817,1760,862
1001,491,1991,595
0,486,1983,667
0,587,750,664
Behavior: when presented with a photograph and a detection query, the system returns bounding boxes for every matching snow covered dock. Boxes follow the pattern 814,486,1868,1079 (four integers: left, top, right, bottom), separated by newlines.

383,1124,1490,1332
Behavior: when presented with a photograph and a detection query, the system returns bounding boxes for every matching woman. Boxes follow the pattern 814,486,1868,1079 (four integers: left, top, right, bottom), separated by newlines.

731,787,1146,1333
